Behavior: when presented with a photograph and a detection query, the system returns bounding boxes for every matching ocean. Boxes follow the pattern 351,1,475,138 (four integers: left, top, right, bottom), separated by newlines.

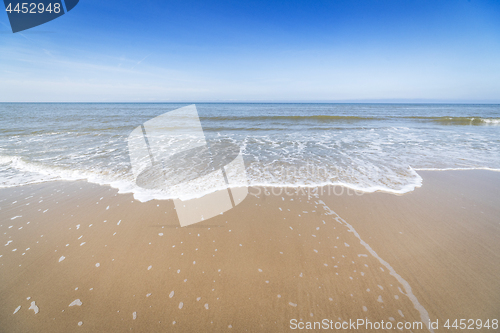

1,103,499,201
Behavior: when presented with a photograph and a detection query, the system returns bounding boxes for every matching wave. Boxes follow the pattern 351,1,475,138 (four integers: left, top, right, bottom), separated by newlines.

0,154,423,201
200,115,500,126
427,117,500,125
200,115,381,122
0,155,123,188
403,116,500,125
2,155,499,202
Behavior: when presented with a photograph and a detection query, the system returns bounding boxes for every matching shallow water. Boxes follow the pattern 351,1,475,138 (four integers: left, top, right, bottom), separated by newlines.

1,103,499,200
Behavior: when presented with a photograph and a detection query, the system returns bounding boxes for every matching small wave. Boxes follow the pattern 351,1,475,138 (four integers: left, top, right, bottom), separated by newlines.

201,115,500,126
481,119,500,124
201,115,380,122
0,155,126,189
406,116,500,125
203,126,378,132
202,127,285,132
0,153,424,202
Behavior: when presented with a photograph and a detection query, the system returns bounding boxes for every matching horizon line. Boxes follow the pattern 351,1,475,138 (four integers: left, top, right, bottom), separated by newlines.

1,100,500,104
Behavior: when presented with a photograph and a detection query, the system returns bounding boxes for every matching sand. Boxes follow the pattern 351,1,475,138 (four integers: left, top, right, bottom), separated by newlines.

0,170,499,332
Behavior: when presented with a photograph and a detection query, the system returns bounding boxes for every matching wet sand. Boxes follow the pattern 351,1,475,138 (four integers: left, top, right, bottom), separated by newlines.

320,170,500,327
0,170,499,332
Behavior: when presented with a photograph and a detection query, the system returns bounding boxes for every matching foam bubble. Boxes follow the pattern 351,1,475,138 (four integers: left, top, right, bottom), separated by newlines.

29,301,39,314
69,299,82,307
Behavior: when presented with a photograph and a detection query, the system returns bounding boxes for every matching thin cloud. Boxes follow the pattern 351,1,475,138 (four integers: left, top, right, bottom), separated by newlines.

131,54,151,70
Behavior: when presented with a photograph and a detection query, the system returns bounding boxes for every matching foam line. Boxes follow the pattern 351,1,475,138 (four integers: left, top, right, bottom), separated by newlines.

415,167,500,172
3,152,500,202
317,198,434,333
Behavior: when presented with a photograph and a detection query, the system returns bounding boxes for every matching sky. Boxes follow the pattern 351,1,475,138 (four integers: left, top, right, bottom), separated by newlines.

1,0,500,102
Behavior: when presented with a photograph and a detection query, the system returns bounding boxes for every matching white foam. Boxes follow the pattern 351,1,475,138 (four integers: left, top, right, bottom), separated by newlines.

415,167,500,172
169,291,174,298
132,312,137,320
69,299,82,307
13,306,21,314
0,153,424,200
28,301,39,314
318,199,434,333
2,110,500,203
481,118,500,124
59,256,65,262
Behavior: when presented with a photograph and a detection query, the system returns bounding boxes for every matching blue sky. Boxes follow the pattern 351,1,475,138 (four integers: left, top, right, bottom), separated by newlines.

1,0,499,102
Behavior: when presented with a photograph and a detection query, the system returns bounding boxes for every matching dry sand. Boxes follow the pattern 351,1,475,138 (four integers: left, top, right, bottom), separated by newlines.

0,170,498,332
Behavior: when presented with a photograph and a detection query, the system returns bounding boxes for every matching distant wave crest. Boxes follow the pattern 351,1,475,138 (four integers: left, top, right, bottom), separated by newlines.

201,115,500,125
400,116,499,125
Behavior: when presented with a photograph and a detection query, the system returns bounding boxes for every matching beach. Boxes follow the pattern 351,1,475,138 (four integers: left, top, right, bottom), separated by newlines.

3,0,500,329
1,170,499,332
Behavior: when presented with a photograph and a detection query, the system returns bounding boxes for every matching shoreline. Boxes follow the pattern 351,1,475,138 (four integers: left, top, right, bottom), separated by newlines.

0,170,499,332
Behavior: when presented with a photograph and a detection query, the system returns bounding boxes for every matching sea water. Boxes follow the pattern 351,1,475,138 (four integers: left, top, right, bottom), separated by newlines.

0,103,498,200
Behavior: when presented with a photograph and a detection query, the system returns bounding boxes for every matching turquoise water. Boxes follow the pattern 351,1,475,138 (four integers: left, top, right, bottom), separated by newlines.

0,103,499,200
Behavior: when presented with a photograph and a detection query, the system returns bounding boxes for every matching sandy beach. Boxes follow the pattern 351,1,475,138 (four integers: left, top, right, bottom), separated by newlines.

3,0,500,330
0,170,499,332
